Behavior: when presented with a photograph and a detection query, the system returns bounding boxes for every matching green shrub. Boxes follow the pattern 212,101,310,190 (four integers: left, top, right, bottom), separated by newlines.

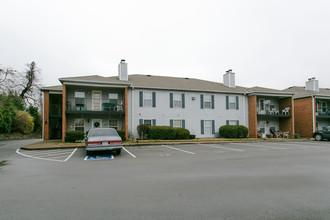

294,133,300,139
148,126,176,140
266,134,273,138
175,128,190,139
219,125,248,138
13,111,34,134
190,134,196,139
27,106,42,133
117,130,126,141
65,131,84,142
137,124,149,139
0,100,16,133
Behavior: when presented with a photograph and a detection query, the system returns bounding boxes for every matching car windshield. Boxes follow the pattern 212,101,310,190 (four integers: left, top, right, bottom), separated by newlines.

88,129,118,137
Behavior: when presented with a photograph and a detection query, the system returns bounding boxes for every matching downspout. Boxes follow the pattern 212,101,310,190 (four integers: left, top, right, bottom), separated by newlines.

131,85,135,137
312,96,315,133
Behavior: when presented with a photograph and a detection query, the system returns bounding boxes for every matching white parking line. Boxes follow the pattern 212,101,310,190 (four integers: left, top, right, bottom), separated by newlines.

16,148,77,163
123,147,136,158
161,145,196,155
235,143,287,150
199,144,244,152
279,142,325,149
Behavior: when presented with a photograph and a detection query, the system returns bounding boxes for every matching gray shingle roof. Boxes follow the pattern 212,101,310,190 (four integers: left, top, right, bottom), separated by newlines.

283,86,330,99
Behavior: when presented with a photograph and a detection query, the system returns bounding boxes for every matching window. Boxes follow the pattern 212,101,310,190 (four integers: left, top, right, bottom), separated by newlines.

170,93,185,108
173,93,182,108
229,96,236,109
226,96,239,110
139,119,156,126
139,91,156,108
201,120,215,134
144,120,152,126
259,99,265,111
227,120,239,125
200,94,214,109
204,95,211,109
109,93,118,104
74,118,84,132
204,120,212,134
75,92,85,111
109,120,118,130
173,120,182,128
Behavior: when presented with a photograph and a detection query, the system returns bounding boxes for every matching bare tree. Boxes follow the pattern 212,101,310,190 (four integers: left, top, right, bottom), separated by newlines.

19,62,41,107
0,67,16,94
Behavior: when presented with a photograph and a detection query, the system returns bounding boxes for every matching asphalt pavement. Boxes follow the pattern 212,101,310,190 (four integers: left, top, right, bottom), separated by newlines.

1,139,330,219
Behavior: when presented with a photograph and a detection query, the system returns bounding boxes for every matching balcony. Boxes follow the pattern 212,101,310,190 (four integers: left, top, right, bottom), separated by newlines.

316,110,330,119
65,98,125,115
257,106,291,118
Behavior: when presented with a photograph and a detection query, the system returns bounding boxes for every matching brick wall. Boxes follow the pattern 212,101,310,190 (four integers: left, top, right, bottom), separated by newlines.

62,85,67,142
248,95,257,138
43,91,49,140
279,97,295,137
294,97,314,137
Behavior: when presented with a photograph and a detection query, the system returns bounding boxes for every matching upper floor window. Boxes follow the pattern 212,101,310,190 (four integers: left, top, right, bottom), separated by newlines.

170,93,185,108
200,94,214,109
139,91,156,108
226,96,239,110
75,92,85,111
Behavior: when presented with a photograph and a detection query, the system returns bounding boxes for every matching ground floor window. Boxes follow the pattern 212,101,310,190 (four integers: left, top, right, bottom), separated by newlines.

173,120,182,128
204,120,212,134
109,120,118,130
74,118,84,132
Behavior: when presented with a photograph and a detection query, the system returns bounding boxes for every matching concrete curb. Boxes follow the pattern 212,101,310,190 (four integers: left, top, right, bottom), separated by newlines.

21,138,314,150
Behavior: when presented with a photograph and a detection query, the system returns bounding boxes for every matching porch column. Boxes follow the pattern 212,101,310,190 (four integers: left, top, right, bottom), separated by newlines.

248,95,258,138
62,85,67,142
124,87,128,140
43,91,50,140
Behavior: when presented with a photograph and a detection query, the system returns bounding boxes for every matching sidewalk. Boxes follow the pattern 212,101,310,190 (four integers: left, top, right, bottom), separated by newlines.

21,138,312,150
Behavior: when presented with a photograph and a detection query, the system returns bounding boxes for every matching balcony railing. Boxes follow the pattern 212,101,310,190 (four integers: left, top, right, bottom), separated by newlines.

66,98,125,113
316,110,330,118
257,106,291,117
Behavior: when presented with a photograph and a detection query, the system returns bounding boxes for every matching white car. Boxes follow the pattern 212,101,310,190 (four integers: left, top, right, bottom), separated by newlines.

85,128,123,155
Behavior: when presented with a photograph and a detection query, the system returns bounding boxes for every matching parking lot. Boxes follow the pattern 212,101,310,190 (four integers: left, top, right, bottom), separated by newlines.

1,140,330,219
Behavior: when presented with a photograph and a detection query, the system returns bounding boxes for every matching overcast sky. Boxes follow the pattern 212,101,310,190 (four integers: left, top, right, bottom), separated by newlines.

1,0,329,90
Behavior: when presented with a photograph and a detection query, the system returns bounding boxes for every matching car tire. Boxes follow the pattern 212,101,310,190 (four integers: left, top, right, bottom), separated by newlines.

315,134,323,141
116,149,121,155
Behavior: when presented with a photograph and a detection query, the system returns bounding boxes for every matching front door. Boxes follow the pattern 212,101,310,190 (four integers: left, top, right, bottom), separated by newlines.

92,90,102,111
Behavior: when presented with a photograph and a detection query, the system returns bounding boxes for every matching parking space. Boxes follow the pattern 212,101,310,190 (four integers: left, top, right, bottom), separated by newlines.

16,148,77,162
16,141,330,162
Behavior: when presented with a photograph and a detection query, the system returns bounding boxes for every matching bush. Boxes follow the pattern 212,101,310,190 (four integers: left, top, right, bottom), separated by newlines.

219,125,248,138
27,106,42,133
148,126,176,140
13,111,34,134
294,133,300,139
117,130,126,141
65,131,84,142
190,134,196,139
0,99,16,133
175,128,190,139
266,134,273,138
137,124,149,139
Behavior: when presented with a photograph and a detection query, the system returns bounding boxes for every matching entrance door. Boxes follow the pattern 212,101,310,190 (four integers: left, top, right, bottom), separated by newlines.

92,90,102,111
92,119,102,128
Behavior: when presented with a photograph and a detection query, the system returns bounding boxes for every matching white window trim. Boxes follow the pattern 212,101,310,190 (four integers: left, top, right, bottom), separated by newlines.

204,120,212,134
143,91,152,108
204,95,212,109
74,118,85,132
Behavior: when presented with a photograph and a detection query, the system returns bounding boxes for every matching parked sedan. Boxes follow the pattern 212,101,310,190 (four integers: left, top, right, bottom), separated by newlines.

313,126,330,141
85,128,123,155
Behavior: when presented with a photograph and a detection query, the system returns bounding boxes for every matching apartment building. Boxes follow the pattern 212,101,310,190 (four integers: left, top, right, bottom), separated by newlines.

284,78,330,137
41,60,295,141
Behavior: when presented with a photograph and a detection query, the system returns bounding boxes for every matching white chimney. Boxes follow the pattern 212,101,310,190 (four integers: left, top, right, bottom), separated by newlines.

305,77,319,92
223,69,236,88
118,59,128,81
